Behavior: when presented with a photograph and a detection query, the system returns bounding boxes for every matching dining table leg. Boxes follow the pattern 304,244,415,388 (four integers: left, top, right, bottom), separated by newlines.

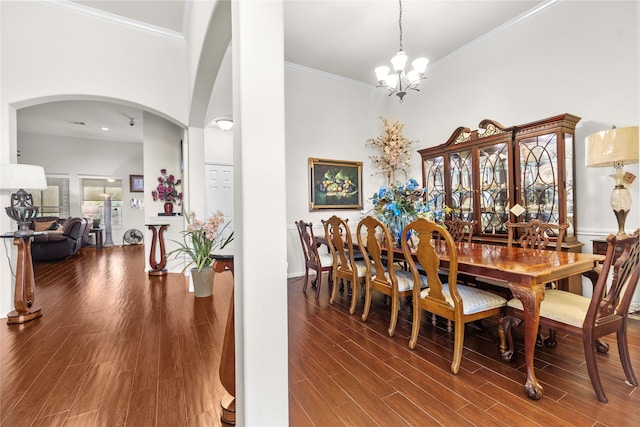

507,282,545,400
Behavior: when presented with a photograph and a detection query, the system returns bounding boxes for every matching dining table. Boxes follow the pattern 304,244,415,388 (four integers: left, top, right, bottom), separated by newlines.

320,234,605,400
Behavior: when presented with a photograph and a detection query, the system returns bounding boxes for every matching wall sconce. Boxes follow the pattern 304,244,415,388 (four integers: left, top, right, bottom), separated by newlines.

0,164,48,236
585,126,639,235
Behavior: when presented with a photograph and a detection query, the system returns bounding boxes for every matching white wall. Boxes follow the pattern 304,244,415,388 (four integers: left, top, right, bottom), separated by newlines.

204,125,233,163
285,66,393,278
143,112,186,273
0,1,190,313
0,2,188,123
18,132,145,237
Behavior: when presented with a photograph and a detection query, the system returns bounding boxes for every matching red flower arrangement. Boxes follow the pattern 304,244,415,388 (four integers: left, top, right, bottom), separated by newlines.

151,169,182,205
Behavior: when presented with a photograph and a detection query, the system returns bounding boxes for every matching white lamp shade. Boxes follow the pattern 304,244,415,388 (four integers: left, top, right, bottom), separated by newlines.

82,204,100,215
585,126,639,167
406,70,419,83
390,50,408,72
0,164,48,191
385,73,399,89
411,57,429,74
375,65,390,83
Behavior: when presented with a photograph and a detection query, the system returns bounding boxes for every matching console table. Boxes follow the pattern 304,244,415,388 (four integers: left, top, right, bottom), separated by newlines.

146,223,169,276
1,232,43,324
583,238,626,287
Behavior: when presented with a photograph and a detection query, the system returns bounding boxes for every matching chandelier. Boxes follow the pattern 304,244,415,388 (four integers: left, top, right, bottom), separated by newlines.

375,0,428,102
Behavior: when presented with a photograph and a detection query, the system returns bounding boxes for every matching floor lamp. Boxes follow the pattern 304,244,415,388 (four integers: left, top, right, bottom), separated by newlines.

586,126,639,235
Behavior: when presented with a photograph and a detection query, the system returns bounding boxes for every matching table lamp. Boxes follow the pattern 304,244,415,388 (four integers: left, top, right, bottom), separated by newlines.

585,126,639,235
0,164,48,236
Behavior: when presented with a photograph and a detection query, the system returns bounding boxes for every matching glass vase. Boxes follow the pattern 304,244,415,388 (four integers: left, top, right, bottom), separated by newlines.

163,202,174,216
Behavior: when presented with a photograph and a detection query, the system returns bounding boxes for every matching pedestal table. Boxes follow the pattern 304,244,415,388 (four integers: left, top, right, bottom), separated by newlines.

1,231,44,324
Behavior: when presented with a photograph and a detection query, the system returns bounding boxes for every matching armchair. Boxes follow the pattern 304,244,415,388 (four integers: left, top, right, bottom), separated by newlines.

31,217,89,262
502,230,639,402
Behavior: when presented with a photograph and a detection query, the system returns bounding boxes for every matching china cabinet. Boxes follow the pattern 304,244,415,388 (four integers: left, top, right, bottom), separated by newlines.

419,113,581,247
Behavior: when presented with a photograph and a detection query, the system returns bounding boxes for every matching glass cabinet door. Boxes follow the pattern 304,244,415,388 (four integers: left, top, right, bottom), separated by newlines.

449,150,474,222
564,132,575,238
517,132,559,224
420,114,579,246
423,156,445,209
478,142,510,235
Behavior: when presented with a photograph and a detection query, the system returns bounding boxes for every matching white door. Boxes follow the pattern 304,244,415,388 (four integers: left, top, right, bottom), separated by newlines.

205,163,234,250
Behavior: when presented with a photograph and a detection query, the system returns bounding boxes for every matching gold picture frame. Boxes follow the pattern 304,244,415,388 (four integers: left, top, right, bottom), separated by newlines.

309,158,362,210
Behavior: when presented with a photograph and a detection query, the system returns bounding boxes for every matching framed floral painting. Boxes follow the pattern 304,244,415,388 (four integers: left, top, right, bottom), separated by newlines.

309,158,362,210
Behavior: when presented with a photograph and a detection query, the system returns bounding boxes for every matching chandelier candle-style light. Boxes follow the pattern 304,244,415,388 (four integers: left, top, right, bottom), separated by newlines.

375,0,428,102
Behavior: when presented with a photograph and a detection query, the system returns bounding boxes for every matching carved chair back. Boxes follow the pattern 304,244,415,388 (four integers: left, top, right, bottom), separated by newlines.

295,219,332,298
507,219,569,251
295,220,320,266
589,230,640,327
401,217,506,374
323,216,364,309
444,218,477,243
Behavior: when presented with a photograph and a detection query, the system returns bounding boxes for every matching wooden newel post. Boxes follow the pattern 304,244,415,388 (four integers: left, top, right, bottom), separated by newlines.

213,255,235,425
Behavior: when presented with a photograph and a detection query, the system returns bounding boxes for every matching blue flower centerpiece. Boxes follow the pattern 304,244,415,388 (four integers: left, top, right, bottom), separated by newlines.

371,178,449,246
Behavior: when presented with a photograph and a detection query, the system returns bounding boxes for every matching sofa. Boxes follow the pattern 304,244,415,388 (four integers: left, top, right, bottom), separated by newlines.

31,217,89,262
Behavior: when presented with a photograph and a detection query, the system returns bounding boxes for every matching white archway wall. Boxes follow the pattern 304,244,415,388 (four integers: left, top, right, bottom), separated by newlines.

0,1,191,313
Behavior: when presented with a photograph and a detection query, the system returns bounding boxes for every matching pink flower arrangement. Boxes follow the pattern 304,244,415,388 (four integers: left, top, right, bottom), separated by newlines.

167,211,234,271
151,169,182,205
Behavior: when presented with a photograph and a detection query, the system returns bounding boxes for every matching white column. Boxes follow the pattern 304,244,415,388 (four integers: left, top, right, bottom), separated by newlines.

232,1,288,425
102,193,114,247
184,127,206,219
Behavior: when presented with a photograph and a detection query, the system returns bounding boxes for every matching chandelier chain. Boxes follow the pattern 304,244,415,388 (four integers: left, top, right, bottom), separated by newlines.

398,0,403,51
374,0,427,101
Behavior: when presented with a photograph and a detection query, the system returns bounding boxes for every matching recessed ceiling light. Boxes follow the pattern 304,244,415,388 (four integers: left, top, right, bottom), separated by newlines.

101,127,109,131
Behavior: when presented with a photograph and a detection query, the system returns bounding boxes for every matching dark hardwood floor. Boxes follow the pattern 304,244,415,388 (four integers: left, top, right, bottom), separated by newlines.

289,274,640,426
1,245,639,426
1,245,231,426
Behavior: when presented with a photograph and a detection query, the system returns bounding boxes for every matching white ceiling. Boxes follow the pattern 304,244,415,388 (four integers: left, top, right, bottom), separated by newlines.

17,0,546,144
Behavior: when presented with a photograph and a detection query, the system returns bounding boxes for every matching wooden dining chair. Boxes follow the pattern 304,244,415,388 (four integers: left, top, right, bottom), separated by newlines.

357,216,426,336
502,230,640,402
444,218,477,243
322,215,368,314
295,220,333,299
402,218,507,374
507,219,569,252
438,218,477,330
477,219,570,292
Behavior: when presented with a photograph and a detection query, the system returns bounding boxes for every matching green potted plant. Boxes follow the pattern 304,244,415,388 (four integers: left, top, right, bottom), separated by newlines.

167,210,234,297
